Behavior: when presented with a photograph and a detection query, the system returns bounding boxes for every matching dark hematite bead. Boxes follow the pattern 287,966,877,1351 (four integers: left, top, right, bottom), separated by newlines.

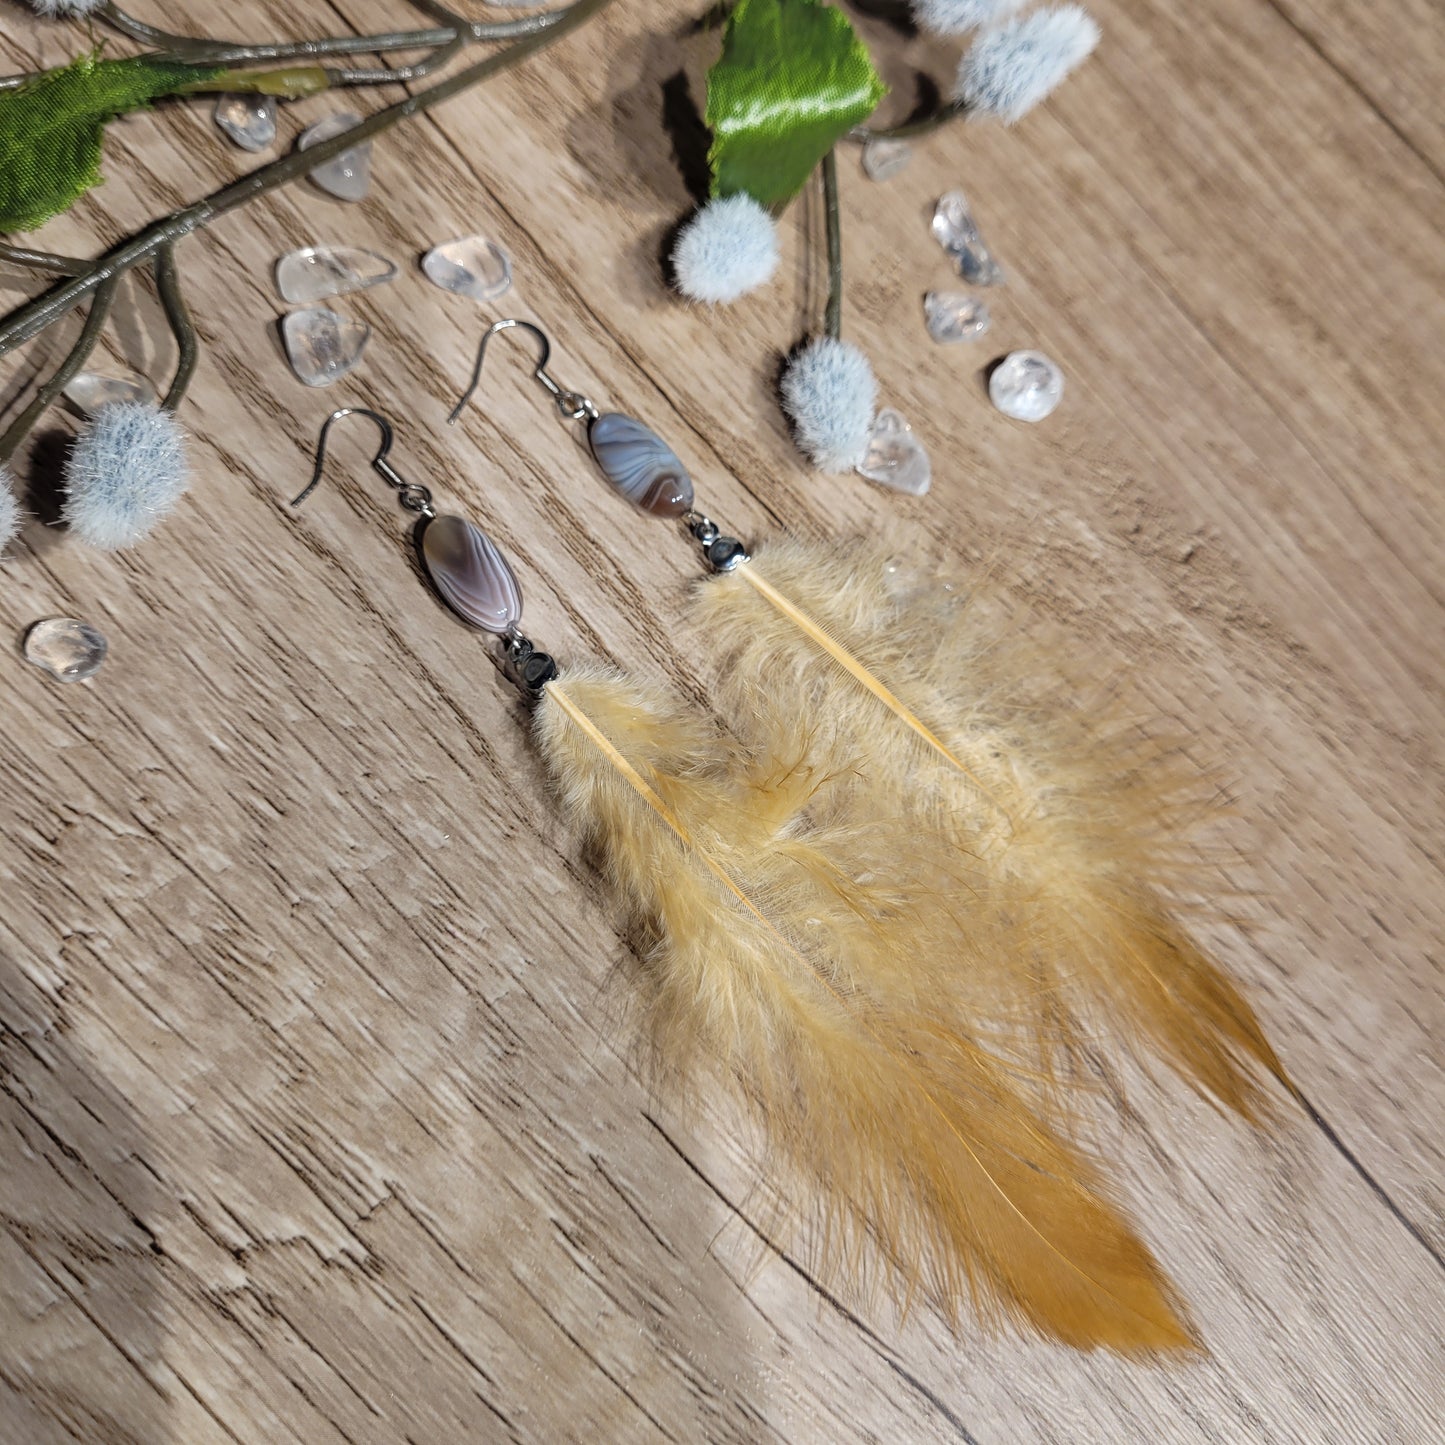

706,536,749,572
519,651,558,691
421,514,523,633
588,412,694,517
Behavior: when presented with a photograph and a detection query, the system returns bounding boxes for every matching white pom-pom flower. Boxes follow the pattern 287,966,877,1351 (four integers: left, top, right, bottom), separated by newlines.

672,194,780,305
957,6,1101,123
781,338,877,472
28,0,106,16
0,467,23,553
63,402,190,550
912,0,1024,38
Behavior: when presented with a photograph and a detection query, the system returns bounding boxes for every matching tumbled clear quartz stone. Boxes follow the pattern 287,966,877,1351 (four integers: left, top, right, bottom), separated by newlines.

862,137,912,181
924,291,990,344
989,350,1064,422
23,618,108,682
275,246,397,304
214,94,277,152
64,373,156,415
931,190,1004,286
421,236,513,302
283,307,371,387
298,112,372,201
855,409,931,496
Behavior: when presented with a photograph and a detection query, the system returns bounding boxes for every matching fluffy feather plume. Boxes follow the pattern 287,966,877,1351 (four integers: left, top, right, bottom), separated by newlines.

535,664,1194,1351
690,539,1288,1120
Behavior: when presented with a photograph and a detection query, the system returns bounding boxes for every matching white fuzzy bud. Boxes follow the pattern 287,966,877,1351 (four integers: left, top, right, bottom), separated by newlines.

63,402,190,550
28,0,107,16
671,195,781,305
911,0,1024,38
0,466,23,553
780,338,877,473
957,6,1101,123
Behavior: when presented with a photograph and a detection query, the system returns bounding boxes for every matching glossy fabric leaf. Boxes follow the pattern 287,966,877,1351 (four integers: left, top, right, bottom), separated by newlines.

0,52,222,232
706,0,885,207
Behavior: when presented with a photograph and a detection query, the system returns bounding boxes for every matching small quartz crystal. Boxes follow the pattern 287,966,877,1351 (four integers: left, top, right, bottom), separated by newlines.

931,190,1004,286
283,308,371,387
214,94,277,152
63,373,156,415
855,409,931,495
421,236,513,302
275,245,397,304
298,112,373,202
23,618,108,682
924,291,990,344
989,350,1064,422
862,138,912,181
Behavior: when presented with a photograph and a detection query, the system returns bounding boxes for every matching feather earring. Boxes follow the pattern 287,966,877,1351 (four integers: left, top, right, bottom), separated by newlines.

294,404,1198,1352
448,321,1289,1118
692,539,1291,1120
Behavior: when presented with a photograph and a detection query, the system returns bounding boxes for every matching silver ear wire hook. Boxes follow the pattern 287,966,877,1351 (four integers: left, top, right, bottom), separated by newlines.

293,407,434,515
447,318,598,426
289,407,557,697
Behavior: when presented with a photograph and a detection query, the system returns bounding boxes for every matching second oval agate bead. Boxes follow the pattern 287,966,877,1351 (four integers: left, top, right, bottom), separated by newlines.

588,412,694,518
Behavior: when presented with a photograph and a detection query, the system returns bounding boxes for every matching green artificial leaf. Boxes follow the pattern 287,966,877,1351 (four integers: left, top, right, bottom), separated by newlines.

705,0,885,208
0,51,222,233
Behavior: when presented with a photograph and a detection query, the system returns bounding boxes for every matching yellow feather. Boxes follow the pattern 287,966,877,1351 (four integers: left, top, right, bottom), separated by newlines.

692,539,1288,1119
535,665,1195,1352
732,564,1014,826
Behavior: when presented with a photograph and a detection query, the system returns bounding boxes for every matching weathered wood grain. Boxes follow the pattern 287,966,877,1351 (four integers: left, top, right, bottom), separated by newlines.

1,1,1442,1441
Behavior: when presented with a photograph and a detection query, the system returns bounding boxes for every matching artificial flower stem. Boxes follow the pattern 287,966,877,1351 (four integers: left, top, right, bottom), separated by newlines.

852,99,969,143
154,32,482,87
0,276,119,465
155,244,197,414
822,148,843,343
99,3,566,72
409,0,470,26
0,243,88,277
179,66,331,99
0,0,614,358
334,33,469,87
0,24,472,94
100,2,220,56
134,28,455,64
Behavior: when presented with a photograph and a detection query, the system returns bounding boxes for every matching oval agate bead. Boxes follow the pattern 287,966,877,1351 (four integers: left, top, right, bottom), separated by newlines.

588,412,694,517
421,514,522,633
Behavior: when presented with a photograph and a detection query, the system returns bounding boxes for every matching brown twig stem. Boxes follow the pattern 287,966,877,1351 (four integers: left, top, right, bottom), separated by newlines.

0,277,119,462
822,149,843,342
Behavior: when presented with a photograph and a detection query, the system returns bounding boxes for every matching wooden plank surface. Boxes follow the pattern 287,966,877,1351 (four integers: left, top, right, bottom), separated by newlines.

2,1,1442,1440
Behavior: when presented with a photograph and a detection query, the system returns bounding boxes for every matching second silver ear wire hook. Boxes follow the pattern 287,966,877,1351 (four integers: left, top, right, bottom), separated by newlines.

445,319,750,574
447,318,599,426
293,407,436,516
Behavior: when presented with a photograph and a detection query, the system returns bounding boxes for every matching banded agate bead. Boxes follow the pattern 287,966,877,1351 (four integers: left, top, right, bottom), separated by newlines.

421,515,522,633
588,413,693,518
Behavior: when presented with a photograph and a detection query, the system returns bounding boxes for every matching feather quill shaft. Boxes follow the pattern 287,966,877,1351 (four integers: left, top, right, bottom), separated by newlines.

536,665,1194,1351
733,562,1012,829
547,683,762,921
